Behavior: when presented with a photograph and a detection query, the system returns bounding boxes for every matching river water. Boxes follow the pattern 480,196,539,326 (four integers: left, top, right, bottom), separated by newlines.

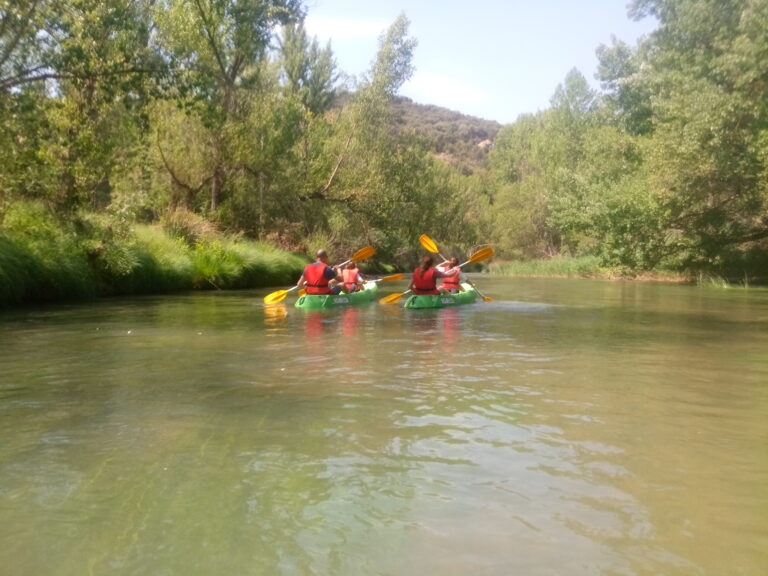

1,277,766,575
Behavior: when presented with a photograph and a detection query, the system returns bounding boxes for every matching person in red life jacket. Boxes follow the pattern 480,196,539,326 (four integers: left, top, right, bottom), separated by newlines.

437,257,463,293
341,262,365,292
296,249,343,295
407,255,452,295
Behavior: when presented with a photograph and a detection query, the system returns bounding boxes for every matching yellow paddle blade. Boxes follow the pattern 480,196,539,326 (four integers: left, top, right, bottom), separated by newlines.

263,289,289,304
379,290,408,304
350,245,375,262
462,246,494,266
472,286,493,302
263,284,299,304
376,273,404,282
337,245,376,268
418,234,439,254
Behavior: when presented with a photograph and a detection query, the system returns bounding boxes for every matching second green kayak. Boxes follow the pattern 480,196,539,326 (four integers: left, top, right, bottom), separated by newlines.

295,281,379,310
403,283,478,309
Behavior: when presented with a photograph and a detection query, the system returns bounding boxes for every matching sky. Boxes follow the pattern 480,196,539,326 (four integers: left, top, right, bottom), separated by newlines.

303,0,658,124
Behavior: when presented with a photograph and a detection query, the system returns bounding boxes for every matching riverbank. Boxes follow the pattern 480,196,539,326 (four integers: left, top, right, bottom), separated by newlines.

488,256,766,287
0,215,306,309
2,213,759,310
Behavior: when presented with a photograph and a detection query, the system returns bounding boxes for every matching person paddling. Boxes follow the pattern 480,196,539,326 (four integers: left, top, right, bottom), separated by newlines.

296,249,343,295
437,257,463,293
341,262,365,292
407,255,454,295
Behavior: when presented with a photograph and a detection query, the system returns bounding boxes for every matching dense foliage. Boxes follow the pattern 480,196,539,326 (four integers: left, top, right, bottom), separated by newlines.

486,0,768,281
2,0,767,307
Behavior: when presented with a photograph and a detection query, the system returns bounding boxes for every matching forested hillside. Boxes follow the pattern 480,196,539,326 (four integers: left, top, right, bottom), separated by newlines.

2,0,768,308
390,97,501,175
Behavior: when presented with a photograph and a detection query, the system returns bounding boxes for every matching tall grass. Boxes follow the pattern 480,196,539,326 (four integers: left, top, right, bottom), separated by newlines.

0,203,307,308
0,202,96,306
489,256,605,278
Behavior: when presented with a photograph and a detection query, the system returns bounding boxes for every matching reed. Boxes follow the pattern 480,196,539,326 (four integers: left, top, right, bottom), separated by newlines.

490,256,605,278
0,205,307,307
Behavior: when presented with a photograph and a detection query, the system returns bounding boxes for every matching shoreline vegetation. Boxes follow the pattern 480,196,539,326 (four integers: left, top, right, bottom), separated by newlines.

0,205,308,309
489,257,692,283
2,218,760,310
490,257,763,288
3,4,767,306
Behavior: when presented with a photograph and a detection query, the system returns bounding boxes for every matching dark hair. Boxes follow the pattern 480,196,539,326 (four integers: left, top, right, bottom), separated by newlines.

449,257,459,267
315,249,327,259
417,255,433,275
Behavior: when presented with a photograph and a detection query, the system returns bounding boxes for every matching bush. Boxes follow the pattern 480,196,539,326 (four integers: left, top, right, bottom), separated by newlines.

0,202,309,307
1,202,96,304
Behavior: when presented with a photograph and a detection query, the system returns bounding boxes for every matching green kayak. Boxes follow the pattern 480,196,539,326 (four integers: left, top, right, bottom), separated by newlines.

294,281,379,310
403,282,478,309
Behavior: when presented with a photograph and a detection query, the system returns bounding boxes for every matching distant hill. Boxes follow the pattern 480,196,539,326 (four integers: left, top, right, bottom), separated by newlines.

333,92,503,175
391,96,502,175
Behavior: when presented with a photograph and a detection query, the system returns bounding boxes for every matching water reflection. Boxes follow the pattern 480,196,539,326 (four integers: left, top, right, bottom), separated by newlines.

263,303,288,331
1,282,766,575
439,307,461,355
339,306,360,339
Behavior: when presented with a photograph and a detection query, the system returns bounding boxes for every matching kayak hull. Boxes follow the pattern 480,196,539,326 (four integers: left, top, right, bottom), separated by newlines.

403,282,477,309
295,281,378,310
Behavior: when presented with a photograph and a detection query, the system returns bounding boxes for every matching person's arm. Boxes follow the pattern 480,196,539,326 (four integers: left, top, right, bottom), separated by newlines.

443,267,460,278
296,273,306,288
325,265,343,283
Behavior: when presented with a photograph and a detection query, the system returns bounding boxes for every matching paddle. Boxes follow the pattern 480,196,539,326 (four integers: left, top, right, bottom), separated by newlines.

373,272,404,282
380,289,411,304
458,246,494,267
418,234,448,261
419,234,493,301
264,285,299,304
342,272,402,293
263,246,376,304
380,247,494,304
466,279,493,302
338,245,375,268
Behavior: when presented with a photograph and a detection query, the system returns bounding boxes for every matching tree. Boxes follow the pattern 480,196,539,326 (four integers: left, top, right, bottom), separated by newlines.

151,0,304,213
595,37,654,135
279,21,337,115
2,0,164,211
629,0,768,274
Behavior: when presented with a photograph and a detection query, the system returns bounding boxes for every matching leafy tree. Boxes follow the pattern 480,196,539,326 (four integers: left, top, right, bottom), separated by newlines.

487,114,554,259
278,21,337,115
629,0,768,274
151,0,304,213
595,37,654,135
2,0,162,211
275,13,424,258
0,0,50,91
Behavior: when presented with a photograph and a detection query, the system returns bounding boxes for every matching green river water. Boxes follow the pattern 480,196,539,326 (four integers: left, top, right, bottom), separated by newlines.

1,277,766,575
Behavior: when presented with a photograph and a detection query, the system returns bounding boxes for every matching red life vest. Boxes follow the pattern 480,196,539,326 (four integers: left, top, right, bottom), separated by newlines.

440,267,461,290
412,267,440,294
304,262,331,294
342,267,362,291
